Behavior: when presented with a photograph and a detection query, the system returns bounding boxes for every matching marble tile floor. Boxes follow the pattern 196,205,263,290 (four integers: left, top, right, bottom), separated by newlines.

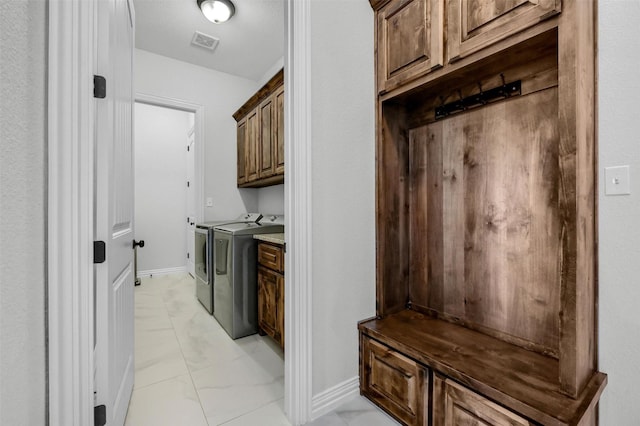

125,273,398,426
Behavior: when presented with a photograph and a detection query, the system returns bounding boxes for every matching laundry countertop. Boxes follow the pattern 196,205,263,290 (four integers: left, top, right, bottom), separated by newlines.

253,233,285,246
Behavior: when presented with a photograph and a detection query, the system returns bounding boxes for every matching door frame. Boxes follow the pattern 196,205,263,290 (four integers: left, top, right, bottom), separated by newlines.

47,0,97,424
47,0,314,424
284,0,313,423
134,93,205,248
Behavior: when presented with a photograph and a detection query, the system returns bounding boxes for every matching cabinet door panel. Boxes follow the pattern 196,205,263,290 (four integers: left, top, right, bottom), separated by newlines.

377,0,444,93
246,109,259,182
448,0,561,62
258,243,283,273
275,86,285,175
237,119,247,185
259,96,275,178
443,380,530,426
258,266,279,339
361,336,428,425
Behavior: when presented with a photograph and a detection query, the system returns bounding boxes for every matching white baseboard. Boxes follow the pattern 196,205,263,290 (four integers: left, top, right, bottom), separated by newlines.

310,376,360,420
137,266,187,278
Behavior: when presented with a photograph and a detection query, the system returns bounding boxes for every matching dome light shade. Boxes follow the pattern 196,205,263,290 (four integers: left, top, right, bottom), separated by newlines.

197,0,235,24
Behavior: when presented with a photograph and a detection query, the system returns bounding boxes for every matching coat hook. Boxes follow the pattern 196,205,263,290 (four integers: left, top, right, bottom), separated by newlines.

457,90,466,111
477,82,487,105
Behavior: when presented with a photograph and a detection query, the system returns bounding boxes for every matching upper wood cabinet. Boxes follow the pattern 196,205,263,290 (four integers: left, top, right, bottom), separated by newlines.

447,0,562,63
233,69,284,188
375,0,444,93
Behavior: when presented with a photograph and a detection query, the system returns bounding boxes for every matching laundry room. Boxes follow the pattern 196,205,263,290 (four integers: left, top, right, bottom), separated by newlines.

126,1,288,424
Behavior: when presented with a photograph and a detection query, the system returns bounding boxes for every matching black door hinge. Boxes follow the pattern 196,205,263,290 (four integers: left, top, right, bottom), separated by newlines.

187,252,190,259
94,75,106,99
94,405,106,426
94,241,106,264
187,181,190,187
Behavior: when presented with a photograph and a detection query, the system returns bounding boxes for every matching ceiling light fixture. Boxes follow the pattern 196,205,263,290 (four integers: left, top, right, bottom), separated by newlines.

197,0,235,24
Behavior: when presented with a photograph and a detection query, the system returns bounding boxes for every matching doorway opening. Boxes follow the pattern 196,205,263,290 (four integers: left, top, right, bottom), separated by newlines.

133,102,196,278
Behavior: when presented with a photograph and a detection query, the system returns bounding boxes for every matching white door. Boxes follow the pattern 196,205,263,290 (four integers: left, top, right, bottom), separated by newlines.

186,126,196,276
94,0,135,424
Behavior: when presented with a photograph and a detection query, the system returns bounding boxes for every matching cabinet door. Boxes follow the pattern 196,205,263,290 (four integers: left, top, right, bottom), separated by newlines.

437,378,530,426
258,266,282,344
258,96,275,179
245,108,259,182
447,0,561,63
237,118,247,185
361,336,428,425
377,0,444,93
258,242,283,273
274,85,285,175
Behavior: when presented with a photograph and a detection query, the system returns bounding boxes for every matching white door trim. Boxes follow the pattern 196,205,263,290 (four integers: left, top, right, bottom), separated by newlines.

284,0,313,424
135,93,205,223
47,0,96,425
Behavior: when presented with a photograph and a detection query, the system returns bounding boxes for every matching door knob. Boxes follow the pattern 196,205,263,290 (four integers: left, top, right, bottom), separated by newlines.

133,240,145,249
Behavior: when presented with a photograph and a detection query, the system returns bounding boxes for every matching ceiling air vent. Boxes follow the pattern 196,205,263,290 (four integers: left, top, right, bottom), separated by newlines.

191,31,220,51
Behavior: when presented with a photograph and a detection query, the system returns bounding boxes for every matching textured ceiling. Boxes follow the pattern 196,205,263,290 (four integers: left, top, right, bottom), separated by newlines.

132,0,285,81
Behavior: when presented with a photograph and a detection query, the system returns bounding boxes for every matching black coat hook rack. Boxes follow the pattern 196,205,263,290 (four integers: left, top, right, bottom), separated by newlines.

435,79,521,120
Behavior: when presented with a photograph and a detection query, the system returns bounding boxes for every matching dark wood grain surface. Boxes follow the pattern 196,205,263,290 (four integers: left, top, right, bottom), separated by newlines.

359,310,606,426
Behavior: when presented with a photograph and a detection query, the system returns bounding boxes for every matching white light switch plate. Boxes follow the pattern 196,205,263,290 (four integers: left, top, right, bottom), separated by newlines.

206,197,213,207
605,165,631,195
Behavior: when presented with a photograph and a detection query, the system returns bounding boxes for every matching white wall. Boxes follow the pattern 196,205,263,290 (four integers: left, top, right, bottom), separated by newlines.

258,184,285,215
309,0,375,399
134,103,192,273
0,0,47,424
598,1,640,424
135,49,260,221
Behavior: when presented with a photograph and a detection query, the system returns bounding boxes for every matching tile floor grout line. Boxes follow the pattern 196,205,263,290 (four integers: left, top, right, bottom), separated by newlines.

161,274,212,426
216,397,286,425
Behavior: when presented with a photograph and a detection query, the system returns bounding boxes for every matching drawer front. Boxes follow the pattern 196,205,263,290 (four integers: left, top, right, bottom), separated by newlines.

377,0,444,93
441,379,530,426
447,0,561,63
258,242,283,272
361,336,428,425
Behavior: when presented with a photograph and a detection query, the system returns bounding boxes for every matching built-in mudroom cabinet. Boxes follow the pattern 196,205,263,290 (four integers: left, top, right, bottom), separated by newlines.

358,0,607,425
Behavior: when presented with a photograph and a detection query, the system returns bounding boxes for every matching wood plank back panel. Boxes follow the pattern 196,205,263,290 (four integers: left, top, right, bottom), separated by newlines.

409,88,561,353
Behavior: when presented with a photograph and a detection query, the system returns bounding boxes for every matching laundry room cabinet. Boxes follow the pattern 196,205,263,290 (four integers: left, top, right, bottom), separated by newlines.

257,241,285,349
234,69,284,188
359,0,606,424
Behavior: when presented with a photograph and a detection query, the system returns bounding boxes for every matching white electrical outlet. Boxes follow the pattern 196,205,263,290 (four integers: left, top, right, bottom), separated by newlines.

206,197,213,207
605,165,631,195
